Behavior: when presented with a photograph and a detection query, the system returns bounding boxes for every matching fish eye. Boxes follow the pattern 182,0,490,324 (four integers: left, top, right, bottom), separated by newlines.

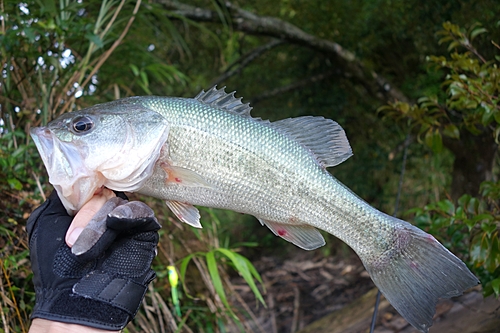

71,116,94,134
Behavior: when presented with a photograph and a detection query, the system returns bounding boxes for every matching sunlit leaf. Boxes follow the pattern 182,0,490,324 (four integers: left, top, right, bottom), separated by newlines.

8,178,22,190
129,64,140,76
179,253,197,283
436,200,454,216
206,251,236,319
215,248,266,306
470,27,487,41
425,128,443,153
490,278,500,297
442,124,460,139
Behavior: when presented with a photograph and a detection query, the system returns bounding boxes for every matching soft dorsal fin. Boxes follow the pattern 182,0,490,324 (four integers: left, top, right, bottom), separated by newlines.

272,116,353,168
195,85,253,117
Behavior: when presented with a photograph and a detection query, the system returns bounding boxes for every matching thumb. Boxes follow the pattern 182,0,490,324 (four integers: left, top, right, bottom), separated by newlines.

65,188,116,247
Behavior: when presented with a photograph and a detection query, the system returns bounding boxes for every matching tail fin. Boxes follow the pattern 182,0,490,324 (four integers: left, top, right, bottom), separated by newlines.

362,222,479,333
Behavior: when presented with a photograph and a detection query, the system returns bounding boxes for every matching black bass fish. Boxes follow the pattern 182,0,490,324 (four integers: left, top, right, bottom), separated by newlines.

30,86,478,332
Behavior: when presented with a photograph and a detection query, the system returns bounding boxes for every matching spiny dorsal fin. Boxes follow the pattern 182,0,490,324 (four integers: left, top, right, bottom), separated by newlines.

272,116,353,168
195,86,352,168
195,85,253,117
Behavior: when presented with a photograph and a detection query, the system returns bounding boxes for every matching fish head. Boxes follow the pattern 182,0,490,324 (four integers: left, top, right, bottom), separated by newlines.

30,99,170,215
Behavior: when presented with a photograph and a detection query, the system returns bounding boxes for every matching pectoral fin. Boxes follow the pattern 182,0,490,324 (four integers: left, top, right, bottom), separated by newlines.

167,200,202,228
258,218,325,250
161,164,212,188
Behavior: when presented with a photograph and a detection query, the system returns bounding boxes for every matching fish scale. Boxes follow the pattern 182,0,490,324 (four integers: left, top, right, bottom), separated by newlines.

30,86,479,333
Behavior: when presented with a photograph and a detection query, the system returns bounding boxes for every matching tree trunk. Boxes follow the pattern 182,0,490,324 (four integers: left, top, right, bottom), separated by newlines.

444,131,498,200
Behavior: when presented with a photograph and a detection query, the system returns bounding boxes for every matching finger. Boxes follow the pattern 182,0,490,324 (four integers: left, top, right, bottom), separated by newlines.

75,201,159,261
71,197,128,256
66,188,116,247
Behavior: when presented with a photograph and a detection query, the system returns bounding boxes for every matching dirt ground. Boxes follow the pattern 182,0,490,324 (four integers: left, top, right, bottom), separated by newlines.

228,247,500,333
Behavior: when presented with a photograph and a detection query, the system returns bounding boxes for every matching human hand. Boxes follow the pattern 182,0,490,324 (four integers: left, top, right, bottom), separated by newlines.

27,189,161,331
65,187,117,249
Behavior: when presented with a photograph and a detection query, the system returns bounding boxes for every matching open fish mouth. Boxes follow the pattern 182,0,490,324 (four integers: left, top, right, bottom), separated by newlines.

30,127,102,215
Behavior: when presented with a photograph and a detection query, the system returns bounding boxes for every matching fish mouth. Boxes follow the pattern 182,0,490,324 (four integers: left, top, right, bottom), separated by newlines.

30,127,102,215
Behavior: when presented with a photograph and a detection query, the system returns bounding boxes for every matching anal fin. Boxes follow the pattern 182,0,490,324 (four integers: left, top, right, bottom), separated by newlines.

167,201,202,228
258,218,325,250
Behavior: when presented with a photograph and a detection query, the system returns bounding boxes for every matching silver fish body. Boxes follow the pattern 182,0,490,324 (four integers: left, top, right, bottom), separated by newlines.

30,87,479,332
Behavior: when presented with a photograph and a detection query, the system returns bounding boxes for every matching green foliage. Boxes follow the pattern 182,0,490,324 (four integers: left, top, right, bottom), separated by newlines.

0,129,45,195
0,128,36,331
180,247,265,311
0,222,33,333
178,247,265,327
409,181,500,297
1,0,136,122
128,62,188,95
166,208,265,331
0,1,190,331
379,22,500,153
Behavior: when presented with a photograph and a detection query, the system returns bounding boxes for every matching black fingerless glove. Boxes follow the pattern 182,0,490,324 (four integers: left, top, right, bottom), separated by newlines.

27,191,161,331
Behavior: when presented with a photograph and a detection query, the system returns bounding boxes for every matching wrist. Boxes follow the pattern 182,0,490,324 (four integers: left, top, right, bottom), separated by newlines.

29,318,120,333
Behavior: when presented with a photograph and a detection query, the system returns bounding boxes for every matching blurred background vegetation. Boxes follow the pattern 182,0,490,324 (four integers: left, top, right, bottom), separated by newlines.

1,0,499,332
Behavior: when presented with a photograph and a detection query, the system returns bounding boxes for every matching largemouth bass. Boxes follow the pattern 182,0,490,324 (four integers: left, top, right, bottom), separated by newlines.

30,86,478,332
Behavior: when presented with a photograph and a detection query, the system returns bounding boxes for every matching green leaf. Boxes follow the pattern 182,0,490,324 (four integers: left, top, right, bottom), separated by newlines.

470,234,488,265
12,146,25,158
140,71,149,87
206,251,235,318
215,248,266,306
442,124,460,139
464,217,476,230
470,27,487,41
447,40,462,51
466,197,480,214
129,64,140,77
399,102,410,114
480,221,496,236
482,107,495,125
490,278,500,296
437,200,455,215
40,0,57,14
23,27,36,43
8,178,22,190
178,253,196,283
494,127,500,145
85,32,103,49
425,128,443,153
458,194,472,207
455,206,466,220
486,234,500,272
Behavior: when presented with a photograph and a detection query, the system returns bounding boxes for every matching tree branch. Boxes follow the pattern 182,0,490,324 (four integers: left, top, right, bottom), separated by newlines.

251,70,336,105
211,39,284,86
156,0,410,103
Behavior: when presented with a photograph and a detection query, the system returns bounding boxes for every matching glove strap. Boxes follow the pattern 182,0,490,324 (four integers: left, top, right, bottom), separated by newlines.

73,271,151,316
